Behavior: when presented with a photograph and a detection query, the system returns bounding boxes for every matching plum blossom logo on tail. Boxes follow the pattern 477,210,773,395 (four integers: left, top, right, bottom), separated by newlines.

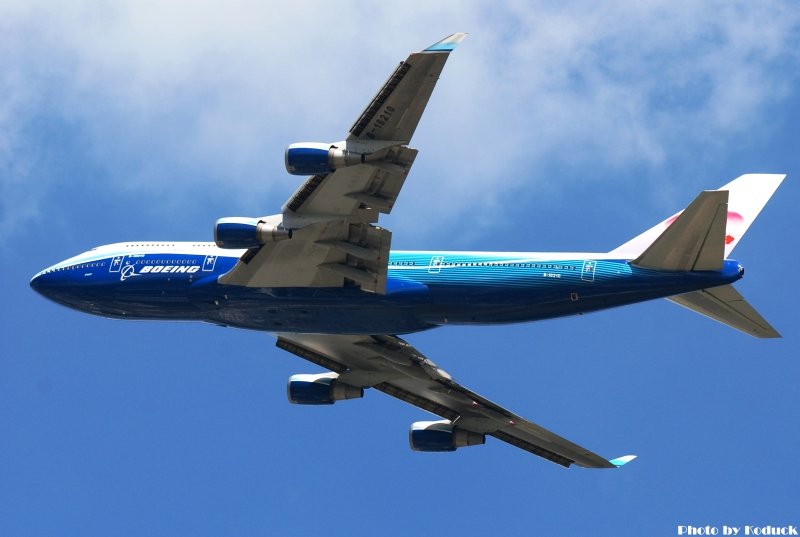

666,211,743,246
725,211,744,246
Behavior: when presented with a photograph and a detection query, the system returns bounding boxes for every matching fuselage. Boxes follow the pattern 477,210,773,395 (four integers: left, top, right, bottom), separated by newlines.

29,241,744,335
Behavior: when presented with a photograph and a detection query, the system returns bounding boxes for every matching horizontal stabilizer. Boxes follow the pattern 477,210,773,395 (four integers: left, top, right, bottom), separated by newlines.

632,191,728,271
668,284,781,338
609,455,637,467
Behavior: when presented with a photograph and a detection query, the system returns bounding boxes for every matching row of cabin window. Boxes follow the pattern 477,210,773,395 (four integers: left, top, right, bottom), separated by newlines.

60,262,105,271
133,259,198,265
391,261,579,270
125,243,215,248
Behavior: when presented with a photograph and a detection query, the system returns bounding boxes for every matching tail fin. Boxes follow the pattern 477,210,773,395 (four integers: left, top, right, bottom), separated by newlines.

631,190,728,271
610,174,786,259
668,285,781,338
611,173,785,338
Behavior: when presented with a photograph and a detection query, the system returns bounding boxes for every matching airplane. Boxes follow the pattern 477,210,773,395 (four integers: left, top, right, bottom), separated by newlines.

30,33,785,469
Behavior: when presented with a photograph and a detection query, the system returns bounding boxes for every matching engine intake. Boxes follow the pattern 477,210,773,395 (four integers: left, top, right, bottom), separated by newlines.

285,143,365,176
409,420,485,452
287,372,364,405
214,217,291,249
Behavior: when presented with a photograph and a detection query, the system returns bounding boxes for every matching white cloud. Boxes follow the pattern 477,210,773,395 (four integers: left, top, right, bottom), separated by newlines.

399,1,799,233
1,0,798,244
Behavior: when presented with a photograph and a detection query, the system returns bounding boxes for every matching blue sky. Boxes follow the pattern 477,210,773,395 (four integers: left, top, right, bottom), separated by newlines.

2,2,800,536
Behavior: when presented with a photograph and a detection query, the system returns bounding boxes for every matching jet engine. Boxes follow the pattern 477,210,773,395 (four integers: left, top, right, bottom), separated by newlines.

285,142,365,176
214,217,291,249
409,420,485,452
287,372,364,405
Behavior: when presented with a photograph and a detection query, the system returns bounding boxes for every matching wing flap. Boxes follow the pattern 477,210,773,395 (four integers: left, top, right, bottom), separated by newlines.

219,220,348,288
284,146,418,219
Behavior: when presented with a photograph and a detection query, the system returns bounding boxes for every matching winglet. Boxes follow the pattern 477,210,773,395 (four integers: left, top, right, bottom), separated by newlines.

424,33,467,52
609,455,637,467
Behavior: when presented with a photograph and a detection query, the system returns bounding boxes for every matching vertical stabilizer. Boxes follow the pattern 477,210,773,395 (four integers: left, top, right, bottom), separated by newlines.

631,190,728,271
717,174,785,257
610,174,786,259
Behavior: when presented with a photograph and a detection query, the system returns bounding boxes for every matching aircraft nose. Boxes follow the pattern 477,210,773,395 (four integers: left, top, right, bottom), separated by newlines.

30,268,62,299
29,273,42,293
31,253,114,315
32,267,98,319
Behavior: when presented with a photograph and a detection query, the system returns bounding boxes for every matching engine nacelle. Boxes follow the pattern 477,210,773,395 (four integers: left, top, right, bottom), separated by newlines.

287,372,364,405
285,142,364,176
214,217,291,249
409,420,485,452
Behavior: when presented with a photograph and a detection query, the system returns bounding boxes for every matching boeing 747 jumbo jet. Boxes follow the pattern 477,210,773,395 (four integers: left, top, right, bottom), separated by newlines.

31,34,785,469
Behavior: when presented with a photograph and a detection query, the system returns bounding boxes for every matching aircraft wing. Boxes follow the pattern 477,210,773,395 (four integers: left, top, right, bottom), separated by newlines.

219,34,466,294
276,333,634,468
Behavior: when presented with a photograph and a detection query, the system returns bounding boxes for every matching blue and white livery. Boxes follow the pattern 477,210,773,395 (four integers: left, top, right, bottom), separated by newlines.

31,34,785,469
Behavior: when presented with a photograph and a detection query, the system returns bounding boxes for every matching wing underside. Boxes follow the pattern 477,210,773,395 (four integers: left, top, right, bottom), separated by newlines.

276,333,632,468
219,34,466,294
